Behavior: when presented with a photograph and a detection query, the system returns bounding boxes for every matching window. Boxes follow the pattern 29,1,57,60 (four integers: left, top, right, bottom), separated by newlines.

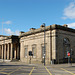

25,46,28,58
63,38,70,45
41,44,46,58
42,46,45,58
32,44,36,58
63,38,70,58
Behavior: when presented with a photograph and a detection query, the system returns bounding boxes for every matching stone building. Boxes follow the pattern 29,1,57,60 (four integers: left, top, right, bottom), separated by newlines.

0,35,20,61
20,24,75,64
0,24,75,64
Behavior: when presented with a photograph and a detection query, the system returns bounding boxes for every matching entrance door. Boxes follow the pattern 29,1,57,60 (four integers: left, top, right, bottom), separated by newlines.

13,48,15,58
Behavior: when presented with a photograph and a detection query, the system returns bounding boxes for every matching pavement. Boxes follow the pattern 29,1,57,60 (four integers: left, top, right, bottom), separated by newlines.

0,61,75,75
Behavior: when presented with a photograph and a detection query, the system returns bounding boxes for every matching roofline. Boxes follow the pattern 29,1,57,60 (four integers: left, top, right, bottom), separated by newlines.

0,35,19,41
19,24,75,38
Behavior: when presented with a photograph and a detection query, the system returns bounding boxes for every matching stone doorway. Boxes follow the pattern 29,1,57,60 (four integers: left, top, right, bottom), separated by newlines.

13,44,17,59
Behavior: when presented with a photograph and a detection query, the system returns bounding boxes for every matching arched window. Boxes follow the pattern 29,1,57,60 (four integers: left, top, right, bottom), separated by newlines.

63,38,70,45
63,38,70,58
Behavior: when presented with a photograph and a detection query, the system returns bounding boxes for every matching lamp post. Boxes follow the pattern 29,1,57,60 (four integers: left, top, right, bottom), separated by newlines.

2,21,4,62
70,49,72,65
42,23,46,66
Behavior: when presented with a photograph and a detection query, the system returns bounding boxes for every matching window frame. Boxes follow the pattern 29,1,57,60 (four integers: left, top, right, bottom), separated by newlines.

32,44,36,58
24,45,28,58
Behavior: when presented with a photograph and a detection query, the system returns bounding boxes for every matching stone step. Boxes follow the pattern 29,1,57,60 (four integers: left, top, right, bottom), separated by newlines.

11,59,19,62
0,59,11,62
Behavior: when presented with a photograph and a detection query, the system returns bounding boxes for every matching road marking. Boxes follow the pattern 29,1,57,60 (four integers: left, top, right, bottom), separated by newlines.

8,67,22,75
61,68,75,75
0,68,6,71
29,73,49,74
0,72,8,74
45,67,52,75
29,67,35,75
0,68,8,74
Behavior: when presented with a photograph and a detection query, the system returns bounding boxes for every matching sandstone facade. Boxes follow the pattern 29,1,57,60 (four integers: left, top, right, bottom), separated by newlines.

0,35,20,60
20,24,75,64
0,24,75,64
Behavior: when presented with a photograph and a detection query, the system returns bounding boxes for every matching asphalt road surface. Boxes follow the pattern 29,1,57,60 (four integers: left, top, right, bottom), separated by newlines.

0,62,75,75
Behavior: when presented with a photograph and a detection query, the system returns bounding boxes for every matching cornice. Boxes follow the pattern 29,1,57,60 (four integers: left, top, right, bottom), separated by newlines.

0,35,19,41
20,24,75,38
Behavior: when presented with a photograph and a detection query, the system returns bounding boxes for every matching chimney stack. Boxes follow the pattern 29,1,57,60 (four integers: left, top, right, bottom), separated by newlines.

30,28,36,31
63,24,68,27
20,31,25,35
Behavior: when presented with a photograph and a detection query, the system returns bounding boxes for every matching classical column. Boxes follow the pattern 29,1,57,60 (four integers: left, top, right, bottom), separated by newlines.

13,44,16,59
7,43,10,60
10,43,13,60
17,44,19,59
2,44,4,59
0,45,2,59
14,49,16,59
4,44,6,59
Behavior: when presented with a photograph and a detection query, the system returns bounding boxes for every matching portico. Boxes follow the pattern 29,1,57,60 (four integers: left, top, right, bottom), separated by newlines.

0,35,20,61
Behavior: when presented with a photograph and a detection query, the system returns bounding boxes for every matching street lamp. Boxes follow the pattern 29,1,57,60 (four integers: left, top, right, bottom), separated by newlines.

2,21,4,62
70,49,72,65
41,23,46,66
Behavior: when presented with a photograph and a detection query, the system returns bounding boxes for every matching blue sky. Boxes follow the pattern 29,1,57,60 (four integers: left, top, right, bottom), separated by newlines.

0,0,75,35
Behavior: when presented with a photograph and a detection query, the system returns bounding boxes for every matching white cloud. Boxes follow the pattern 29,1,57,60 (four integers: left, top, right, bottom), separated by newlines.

4,28,20,35
62,2,75,19
67,22,75,28
15,30,20,35
3,21,12,24
4,28,14,35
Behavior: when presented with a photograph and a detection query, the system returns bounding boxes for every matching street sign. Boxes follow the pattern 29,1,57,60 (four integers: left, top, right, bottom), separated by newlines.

67,52,70,57
29,51,33,56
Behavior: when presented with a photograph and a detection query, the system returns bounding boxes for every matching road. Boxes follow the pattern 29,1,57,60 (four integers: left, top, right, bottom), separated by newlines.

0,62,75,75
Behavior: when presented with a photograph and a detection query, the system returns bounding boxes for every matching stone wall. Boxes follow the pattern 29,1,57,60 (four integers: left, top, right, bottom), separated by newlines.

20,29,57,64
56,29,75,63
0,35,20,61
